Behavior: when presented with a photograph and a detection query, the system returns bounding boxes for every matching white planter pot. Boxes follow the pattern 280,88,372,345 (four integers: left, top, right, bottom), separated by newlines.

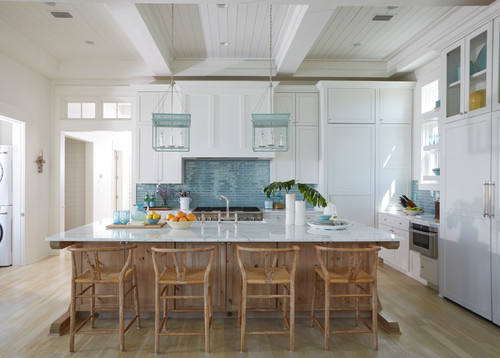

285,193,296,225
295,201,306,226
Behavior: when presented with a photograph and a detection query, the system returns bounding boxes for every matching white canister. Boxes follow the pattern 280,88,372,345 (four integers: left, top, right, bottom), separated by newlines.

294,201,306,226
179,197,192,211
285,193,296,225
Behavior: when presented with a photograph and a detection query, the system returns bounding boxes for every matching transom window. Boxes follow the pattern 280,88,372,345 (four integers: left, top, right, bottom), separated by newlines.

64,99,133,120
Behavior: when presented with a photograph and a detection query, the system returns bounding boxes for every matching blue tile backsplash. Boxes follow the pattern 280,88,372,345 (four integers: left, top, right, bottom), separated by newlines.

411,180,440,216
137,159,316,209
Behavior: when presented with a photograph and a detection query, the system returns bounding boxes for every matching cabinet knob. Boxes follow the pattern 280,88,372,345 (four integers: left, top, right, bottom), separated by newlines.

464,111,468,114
460,112,464,115
380,118,383,121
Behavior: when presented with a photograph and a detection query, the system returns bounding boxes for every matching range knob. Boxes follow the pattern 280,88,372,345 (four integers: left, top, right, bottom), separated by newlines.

243,217,249,221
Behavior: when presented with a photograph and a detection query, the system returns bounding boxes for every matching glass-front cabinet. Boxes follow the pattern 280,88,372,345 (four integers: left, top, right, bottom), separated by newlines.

442,23,492,123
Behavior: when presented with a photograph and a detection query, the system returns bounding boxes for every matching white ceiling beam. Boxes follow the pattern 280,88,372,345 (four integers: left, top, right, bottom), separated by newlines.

105,2,171,76
275,5,336,76
296,59,394,78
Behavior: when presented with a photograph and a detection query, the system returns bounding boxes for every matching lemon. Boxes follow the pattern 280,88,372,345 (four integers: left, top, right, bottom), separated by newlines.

146,214,153,219
153,214,161,220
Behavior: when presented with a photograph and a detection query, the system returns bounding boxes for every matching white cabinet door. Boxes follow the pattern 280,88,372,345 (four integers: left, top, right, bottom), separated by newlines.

409,250,421,278
420,255,438,286
491,111,500,325
379,89,412,123
274,93,295,123
186,94,211,151
328,124,375,226
442,113,492,319
377,124,411,211
138,126,159,183
296,93,318,125
327,88,375,124
393,227,409,271
158,152,182,184
295,126,318,184
138,91,182,125
274,126,295,182
377,223,395,263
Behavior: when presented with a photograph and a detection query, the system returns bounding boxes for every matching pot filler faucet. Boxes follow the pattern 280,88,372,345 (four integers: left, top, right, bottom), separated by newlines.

219,195,230,219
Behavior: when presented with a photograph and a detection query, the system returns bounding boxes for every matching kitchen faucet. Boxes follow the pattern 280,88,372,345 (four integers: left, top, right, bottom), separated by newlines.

219,195,230,219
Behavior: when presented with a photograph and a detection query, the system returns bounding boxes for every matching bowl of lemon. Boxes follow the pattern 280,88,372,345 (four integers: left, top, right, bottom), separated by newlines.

166,211,197,229
146,210,162,225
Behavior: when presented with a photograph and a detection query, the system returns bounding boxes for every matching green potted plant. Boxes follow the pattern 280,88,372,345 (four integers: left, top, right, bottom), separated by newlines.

263,180,327,225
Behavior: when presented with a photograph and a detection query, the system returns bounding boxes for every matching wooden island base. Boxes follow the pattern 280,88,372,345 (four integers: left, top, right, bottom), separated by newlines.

49,241,401,336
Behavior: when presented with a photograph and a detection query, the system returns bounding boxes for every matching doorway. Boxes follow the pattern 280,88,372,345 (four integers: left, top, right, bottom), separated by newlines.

62,131,131,228
0,115,25,266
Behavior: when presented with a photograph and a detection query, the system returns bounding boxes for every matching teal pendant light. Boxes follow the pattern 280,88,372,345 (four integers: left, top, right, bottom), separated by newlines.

152,4,190,152
252,4,289,152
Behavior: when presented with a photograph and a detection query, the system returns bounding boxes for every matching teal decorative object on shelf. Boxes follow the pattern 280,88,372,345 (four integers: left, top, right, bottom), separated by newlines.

475,44,487,72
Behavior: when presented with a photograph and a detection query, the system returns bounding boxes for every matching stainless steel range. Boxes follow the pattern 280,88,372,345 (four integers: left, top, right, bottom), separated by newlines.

192,206,263,221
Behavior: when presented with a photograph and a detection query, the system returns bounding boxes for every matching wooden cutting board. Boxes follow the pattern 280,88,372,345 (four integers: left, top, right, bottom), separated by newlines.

106,222,167,229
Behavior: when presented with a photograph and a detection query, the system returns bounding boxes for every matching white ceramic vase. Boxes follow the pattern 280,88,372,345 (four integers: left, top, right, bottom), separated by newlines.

295,201,306,226
285,193,296,225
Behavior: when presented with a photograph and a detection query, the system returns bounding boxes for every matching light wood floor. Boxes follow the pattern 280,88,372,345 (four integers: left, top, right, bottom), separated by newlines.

1,252,500,357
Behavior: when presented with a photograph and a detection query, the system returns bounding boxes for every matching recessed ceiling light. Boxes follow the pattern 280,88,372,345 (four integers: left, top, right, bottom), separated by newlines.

352,43,361,48
219,41,229,46
85,40,95,46
216,4,229,8
50,11,73,18
372,15,393,22
44,2,57,6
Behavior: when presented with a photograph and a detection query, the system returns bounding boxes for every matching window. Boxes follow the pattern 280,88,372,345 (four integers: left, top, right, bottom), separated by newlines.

421,80,439,114
103,102,132,119
66,102,96,119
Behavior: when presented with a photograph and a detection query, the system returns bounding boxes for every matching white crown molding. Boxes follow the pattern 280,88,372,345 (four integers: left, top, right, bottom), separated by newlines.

296,59,394,78
173,58,277,77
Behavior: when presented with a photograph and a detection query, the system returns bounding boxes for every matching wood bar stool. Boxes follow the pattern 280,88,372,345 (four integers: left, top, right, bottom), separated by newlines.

67,244,140,352
310,245,381,351
151,246,215,354
236,245,300,352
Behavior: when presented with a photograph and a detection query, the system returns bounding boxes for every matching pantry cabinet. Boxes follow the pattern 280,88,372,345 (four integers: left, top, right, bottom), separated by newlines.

318,81,413,225
441,22,492,123
273,88,319,183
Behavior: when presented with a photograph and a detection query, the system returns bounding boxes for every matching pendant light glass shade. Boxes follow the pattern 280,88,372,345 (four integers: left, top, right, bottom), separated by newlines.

252,113,290,152
251,4,289,152
151,4,191,152
152,113,191,152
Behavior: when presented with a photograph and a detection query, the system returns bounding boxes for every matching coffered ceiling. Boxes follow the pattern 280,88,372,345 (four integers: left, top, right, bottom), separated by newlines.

0,0,495,80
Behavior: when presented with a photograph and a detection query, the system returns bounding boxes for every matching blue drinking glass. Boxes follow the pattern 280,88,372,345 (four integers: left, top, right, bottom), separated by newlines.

113,210,121,224
121,210,130,224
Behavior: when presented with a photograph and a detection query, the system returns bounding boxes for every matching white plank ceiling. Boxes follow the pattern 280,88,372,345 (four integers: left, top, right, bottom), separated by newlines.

0,0,494,80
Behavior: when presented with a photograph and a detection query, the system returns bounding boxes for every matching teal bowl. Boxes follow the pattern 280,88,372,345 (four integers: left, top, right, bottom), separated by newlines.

147,218,160,225
317,215,331,221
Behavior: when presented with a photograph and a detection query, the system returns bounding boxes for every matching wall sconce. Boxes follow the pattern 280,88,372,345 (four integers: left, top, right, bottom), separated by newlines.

36,150,45,173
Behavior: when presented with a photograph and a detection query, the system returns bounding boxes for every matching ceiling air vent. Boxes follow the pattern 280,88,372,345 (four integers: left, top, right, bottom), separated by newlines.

372,15,393,22
50,11,73,19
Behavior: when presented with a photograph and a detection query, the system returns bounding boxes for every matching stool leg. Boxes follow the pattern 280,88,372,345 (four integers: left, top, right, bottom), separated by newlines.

208,282,213,330
355,287,359,327
119,280,125,352
69,281,76,352
91,283,95,328
154,282,160,354
372,285,378,350
324,280,330,351
310,270,317,328
204,281,210,353
290,281,295,352
133,268,141,328
240,280,247,352
282,284,288,328
163,286,168,331
237,275,242,329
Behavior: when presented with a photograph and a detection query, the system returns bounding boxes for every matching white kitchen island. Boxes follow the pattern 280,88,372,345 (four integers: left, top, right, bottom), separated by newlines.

46,219,402,335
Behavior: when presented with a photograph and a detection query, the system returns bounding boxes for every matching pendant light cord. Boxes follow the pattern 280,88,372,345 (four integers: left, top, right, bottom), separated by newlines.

170,3,174,113
269,4,273,112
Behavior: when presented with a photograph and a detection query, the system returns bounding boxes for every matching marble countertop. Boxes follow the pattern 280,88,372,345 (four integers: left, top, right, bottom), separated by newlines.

46,219,402,244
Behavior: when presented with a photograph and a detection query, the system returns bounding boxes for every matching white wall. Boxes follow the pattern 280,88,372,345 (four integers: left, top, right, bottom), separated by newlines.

0,120,12,143
0,51,51,264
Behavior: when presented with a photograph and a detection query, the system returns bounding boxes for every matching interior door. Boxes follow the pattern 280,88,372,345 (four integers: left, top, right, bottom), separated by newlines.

442,113,492,319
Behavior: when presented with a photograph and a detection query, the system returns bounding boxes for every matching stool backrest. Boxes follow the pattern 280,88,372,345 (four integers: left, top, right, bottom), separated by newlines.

236,246,300,283
67,244,137,282
151,246,215,284
314,245,381,280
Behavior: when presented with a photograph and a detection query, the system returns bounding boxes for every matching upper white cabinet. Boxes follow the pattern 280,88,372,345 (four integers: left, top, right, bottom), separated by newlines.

379,88,413,123
442,22,492,123
327,88,375,124
492,17,500,112
273,87,319,183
